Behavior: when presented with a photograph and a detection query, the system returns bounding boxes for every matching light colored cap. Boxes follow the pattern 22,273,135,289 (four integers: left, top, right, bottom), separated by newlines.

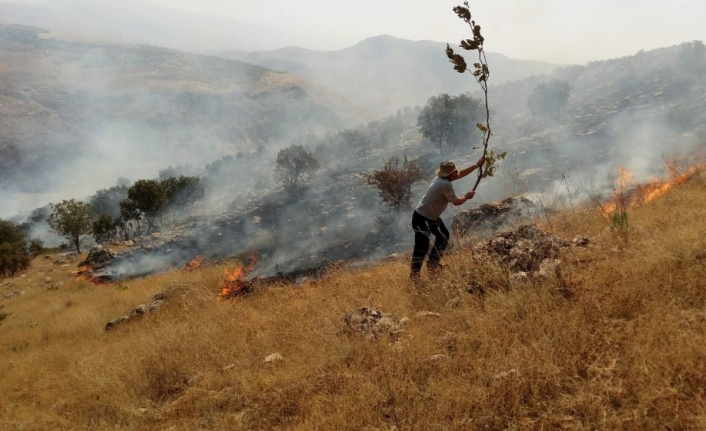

435,161,457,178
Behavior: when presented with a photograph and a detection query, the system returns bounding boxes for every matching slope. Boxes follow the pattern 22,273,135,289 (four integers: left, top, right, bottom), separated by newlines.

1,160,705,430
0,24,365,196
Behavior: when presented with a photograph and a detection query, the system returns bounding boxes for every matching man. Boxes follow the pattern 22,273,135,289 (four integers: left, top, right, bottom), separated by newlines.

411,158,484,278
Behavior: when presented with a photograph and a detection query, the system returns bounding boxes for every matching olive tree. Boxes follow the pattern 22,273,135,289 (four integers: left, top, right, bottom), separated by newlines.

46,199,94,253
275,144,320,196
126,179,168,233
417,93,483,153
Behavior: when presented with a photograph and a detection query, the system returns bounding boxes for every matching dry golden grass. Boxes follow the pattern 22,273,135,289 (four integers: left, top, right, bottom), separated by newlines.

2,176,706,430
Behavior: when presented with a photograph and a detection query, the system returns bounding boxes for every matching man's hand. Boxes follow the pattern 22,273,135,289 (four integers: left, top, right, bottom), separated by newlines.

465,191,476,200
476,157,486,169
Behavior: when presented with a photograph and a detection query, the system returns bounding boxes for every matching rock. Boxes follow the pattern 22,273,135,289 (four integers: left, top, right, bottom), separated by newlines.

123,240,134,246
537,259,562,278
452,196,535,235
81,246,115,268
3,291,24,299
43,255,53,260
105,292,167,331
572,235,590,247
426,354,448,362
344,308,405,340
474,225,571,272
492,368,521,380
445,297,461,309
44,276,53,283
264,353,284,363
415,311,441,318
509,272,528,288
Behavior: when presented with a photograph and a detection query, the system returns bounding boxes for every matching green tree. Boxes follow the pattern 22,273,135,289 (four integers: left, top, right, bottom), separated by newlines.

339,129,372,158
417,93,483,153
161,176,206,219
92,214,116,245
0,220,25,244
126,179,168,233
120,199,142,236
527,79,572,119
46,199,94,253
89,185,128,221
365,156,425,213
275,145,320,196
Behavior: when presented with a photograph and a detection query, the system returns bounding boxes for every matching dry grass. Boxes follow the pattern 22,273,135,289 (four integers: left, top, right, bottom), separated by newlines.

2,176,706,430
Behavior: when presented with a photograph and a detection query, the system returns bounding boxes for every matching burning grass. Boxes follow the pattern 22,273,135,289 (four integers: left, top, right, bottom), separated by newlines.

1,175,706,430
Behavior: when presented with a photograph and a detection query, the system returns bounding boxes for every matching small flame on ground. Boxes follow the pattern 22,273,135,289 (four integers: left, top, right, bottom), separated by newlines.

603,161,706,214
73,264,116,286
185,256,204,271
218,254,259,300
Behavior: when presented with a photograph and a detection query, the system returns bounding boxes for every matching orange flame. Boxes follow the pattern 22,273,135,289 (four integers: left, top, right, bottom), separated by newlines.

603,161,706,214
218,254,259,300
185,256,204,271
73,264,116,286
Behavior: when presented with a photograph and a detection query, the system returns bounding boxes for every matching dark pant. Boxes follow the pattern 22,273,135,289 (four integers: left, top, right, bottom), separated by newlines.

411,211,449,275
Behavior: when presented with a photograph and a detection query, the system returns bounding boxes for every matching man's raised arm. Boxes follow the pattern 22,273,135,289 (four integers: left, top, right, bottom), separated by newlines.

454,157,485,181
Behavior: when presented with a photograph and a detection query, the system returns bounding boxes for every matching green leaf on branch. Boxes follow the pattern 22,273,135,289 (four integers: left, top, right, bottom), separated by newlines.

446,44,467,73
476,123,488,132
453,6,471,21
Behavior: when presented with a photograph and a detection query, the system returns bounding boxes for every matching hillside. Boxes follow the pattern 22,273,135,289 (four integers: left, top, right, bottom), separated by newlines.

223,35,562,114
0,0,317,52
0,24,364,196
1,165,705,429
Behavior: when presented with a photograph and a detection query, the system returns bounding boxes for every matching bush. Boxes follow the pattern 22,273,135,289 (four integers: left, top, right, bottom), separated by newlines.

0,220,31,277
365,156,425,213
275,145,320,197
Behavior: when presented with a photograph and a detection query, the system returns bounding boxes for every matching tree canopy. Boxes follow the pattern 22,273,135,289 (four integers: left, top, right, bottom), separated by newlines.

527,79,572,119
126,179,168,233
275,144,320,196
417,93,483,153
46,199,94,253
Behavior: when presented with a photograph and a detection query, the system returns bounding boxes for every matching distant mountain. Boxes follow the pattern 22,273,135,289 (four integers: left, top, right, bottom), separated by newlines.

0,0,321,53
0,24,363,196
222,35,563,114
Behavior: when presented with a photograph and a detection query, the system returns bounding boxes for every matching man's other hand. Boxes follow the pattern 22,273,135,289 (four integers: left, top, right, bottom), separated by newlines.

465,191,476,200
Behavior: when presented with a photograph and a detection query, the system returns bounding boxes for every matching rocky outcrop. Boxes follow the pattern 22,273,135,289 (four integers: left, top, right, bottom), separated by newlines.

80,246,116,268
474,225,588,273
105,292,167,331
452,196,535,236
344,308,405,340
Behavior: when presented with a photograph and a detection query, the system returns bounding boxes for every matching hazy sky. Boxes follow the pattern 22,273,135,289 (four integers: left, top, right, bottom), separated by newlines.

144,0,705,64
